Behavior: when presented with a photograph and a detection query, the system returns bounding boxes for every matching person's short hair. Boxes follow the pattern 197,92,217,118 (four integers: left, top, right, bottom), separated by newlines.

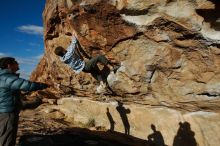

54,46,66,57
0,57,17,69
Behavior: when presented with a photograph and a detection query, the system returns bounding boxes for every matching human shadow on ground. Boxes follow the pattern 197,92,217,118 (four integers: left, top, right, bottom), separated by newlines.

106,107,116,131
173,121,197,146
18,128,147,146
146,124,167,146
18,121,198,146
116,101,131,135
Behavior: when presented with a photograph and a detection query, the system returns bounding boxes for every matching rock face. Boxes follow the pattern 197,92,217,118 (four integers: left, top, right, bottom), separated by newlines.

29,0,220,145
31,0,220,100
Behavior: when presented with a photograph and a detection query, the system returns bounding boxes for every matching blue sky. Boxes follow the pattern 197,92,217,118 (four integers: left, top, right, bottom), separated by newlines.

0,0,46,78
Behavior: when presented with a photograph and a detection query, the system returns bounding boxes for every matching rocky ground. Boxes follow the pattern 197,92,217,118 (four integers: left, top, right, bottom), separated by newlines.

17,91,148,146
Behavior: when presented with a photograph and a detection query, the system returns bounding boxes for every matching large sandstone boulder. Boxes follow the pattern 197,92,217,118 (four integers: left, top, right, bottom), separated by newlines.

31,0,220,100
29,0,220,145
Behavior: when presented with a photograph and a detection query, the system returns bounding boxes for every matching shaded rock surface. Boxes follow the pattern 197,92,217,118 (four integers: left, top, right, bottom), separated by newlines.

22,0,220,146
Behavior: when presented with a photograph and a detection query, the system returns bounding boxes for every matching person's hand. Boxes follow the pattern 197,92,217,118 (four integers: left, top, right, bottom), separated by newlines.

67,13,78,24
72,29,78,37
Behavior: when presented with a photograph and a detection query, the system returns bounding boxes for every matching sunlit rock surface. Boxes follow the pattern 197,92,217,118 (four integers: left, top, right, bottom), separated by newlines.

26,0,220,146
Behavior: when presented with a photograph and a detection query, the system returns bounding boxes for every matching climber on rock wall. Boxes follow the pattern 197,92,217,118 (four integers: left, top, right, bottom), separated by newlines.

54,29,120,94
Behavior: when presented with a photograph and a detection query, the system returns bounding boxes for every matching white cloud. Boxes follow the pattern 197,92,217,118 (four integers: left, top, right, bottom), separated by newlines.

16,54,44,79
34,54,44,59
28,42,40,46
0,53,7,57
0,54,43,66
17,25,43,35
17,58,37,65
16,54,43,66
